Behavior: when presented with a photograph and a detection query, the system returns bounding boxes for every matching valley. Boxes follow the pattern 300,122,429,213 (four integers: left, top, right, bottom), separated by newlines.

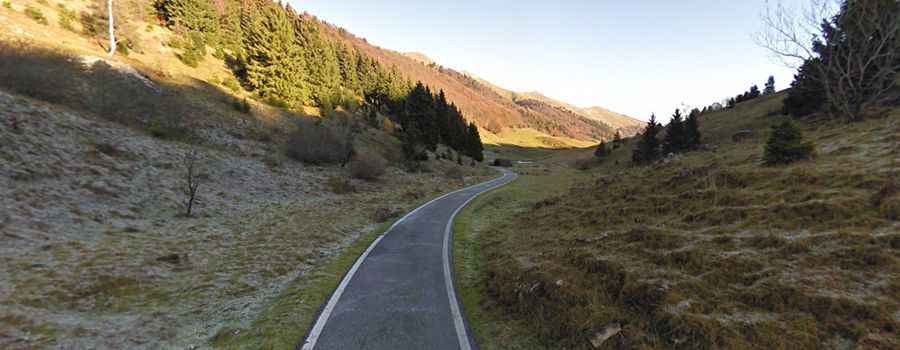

1,0,898,349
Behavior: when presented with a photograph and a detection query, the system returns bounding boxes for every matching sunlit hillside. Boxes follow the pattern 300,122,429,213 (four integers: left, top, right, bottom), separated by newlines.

455,90,900,349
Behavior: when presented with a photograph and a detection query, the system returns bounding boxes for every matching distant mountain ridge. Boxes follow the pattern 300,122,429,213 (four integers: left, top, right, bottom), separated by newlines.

463,70,646,138
313,20,642,147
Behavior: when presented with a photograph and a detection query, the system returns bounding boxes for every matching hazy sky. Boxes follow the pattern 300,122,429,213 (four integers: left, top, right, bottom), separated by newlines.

290,1,800,122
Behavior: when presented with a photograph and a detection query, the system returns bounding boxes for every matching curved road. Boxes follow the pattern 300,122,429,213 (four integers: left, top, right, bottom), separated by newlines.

299,168,517,350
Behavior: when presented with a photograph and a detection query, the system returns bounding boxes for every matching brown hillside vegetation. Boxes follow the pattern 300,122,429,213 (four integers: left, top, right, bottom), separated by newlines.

0,2,496,348
455,92,900,349
315,19,642,147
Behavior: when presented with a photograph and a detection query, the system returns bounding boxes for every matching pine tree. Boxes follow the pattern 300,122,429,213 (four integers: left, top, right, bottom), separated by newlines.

763,119,815,165
748,85,761,99
466,122,484,162
292,14,341,106
612,130,623,148
783,58,826,118
764,76,776,95
632,114,661,165
594,141,610,160
241,0,309,106
684,109,702,150
663,109,686,154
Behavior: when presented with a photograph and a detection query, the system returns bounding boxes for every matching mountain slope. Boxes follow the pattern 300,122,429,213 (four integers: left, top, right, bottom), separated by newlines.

466,72,646,138
315,20,635,147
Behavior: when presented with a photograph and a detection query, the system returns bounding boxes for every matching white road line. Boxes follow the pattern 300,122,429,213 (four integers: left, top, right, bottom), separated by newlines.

301,169,512,350
443,170,513,350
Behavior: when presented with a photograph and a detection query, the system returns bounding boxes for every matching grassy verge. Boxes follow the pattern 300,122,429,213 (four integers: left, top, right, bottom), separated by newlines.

453,165,587,350
210,219,390,349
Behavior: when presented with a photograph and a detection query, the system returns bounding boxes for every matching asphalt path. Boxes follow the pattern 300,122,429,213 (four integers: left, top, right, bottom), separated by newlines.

299,168,517,350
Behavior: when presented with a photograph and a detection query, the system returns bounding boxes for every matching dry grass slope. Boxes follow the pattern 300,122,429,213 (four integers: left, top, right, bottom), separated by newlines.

458,92,900,349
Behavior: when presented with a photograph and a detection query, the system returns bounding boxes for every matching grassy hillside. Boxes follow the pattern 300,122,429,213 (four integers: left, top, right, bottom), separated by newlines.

0,1,497,349
455,92,900,349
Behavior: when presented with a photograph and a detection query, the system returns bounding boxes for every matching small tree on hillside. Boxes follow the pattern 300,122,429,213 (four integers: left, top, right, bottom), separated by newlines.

612,130,624,149
684,109,702,149
594,140,611,160
764,76,776,94
663,109,686,154
632,114,662,165
182,146,202,217
763,119,815,165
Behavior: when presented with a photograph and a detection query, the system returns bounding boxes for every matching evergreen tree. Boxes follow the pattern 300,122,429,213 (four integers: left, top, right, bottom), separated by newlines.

335,43,360,93
763,119,815,165
632,114,661,165
748,85,761,99
612,130,623,148
594,141,610,160
241,0,309,106
783,58,826,118
292,14,341,106
466,122,484,162
663,109,686,154
684,109,702,150
764,76,776,95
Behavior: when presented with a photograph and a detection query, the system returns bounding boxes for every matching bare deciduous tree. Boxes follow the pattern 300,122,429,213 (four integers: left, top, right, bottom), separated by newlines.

182,147,202,217
757,0,900,121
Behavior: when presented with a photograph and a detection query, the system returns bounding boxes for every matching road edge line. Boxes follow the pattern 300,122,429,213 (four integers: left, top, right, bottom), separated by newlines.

443,170,515,350
300,169,510,350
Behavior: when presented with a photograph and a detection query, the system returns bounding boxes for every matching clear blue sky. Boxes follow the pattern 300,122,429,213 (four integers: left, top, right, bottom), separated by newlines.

290,0,799,122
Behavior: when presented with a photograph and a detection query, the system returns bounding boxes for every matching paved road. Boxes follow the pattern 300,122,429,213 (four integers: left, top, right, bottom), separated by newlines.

300,168,517,350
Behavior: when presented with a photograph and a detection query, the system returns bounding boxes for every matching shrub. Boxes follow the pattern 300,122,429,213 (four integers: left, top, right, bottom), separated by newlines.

57,5,77,32
881,195,900,220
232,98,251,114
373,206,400,223
349,152,387,181
327,176,355,194
492,158,513,167
763,119,815,165
221,76,241,92
284,122,352,165
25,5,48,25
2,2,11,10
574,158,594,170
445,165,464,182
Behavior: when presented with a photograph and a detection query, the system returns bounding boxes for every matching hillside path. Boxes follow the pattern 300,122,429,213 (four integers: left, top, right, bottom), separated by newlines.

300,168,517,350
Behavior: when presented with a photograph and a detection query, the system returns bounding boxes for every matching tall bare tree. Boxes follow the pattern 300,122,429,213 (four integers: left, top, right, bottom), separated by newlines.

182,146,202,217
757,0,900,121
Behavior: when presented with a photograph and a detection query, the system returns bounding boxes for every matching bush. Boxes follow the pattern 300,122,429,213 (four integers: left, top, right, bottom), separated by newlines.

25,5,48,25
232,98,251,114
445,165,464,182
349,152,387,181
284,122,352,165
574,158,594,170
492,158,513,167
327,176,355,194
57,5,77,32
2,2,11,10
763,119,815,165
221,76,242,92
